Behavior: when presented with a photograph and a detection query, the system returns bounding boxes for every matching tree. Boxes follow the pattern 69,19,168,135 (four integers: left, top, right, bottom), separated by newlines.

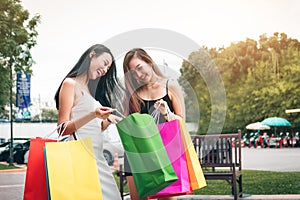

0,0,40,118
180,32,300,134
180,47,227,134
32,109,58,122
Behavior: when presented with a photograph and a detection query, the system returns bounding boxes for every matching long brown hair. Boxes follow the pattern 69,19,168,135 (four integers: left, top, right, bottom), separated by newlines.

123,48,165,115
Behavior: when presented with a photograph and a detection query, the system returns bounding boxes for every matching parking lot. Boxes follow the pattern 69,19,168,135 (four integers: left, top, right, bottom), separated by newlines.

0,124,124,167
0,138,30,165
242,147,300,172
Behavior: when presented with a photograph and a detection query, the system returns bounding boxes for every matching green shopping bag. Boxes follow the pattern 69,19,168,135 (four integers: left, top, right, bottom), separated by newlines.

116,113,178,198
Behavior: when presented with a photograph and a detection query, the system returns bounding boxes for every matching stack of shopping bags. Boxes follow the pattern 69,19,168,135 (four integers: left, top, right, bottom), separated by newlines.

116,113,207,198
23,131,102,200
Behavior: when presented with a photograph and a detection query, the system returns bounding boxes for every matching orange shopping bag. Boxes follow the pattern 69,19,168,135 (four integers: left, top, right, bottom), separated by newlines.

179,118,207,190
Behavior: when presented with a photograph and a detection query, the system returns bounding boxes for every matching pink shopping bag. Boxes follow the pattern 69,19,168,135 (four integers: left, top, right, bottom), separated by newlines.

149,119,192,199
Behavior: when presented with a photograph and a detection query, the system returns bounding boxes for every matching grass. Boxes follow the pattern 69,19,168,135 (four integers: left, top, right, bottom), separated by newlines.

193,170,300,195
0,163,20,170
114,170,300,195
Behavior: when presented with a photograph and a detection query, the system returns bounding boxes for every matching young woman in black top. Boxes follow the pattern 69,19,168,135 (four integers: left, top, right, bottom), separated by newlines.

122,48,185,200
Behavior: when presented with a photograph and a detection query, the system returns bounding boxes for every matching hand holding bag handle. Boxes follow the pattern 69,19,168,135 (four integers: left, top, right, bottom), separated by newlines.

42,121,71,140
151,100,175,124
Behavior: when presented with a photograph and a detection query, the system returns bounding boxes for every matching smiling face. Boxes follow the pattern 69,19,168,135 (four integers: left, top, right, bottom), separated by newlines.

89,52,112,80
128,57,154,84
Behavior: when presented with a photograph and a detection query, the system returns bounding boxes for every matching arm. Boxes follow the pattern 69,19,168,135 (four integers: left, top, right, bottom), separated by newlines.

57,78,114,136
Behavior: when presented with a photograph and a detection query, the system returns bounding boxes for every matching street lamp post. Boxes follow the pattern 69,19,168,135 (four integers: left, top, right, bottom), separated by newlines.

8,57,14,166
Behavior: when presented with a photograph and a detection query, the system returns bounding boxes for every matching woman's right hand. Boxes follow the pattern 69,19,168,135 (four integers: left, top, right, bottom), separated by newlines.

95,107,115,120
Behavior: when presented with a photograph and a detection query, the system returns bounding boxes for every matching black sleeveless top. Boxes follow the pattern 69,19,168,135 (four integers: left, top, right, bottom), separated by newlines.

139,80,174,123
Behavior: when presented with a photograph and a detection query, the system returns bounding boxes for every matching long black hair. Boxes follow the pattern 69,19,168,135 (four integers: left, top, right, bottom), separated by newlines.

54,44,123,110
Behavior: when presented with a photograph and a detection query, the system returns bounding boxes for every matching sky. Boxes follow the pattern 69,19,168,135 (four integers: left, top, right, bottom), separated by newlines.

21,0,300,108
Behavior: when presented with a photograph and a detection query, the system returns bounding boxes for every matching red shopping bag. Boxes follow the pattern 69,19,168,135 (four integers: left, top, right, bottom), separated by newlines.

23,137,57,200
149,119,192,199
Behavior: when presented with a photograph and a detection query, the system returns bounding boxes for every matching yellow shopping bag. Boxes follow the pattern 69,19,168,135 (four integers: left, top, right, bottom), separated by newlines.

44,138,102,200
179,119,207,190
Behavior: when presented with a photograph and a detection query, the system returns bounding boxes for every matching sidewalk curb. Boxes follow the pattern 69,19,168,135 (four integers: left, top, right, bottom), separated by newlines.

0,162,27,173
0,168,26,173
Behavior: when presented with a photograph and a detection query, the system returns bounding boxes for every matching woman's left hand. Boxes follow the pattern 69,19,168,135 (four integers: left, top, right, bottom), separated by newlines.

154,99,168,115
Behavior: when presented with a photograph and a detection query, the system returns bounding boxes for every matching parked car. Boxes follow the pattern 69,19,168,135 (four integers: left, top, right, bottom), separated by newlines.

23,135,70,165
0,140,30,164
103,124,124,166
14,140,30,164
0,142,10,160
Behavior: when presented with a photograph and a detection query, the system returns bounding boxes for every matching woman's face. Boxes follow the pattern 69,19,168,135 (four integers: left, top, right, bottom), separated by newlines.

128,57,153,83
89,52,112,80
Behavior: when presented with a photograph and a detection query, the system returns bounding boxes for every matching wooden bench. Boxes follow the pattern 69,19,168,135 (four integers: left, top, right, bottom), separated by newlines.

191,130,242,200
116,164,129,200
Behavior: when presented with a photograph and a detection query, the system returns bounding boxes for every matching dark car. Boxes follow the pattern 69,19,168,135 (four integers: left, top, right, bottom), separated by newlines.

0,140,30,164
0,142,10,161
24,136,70,165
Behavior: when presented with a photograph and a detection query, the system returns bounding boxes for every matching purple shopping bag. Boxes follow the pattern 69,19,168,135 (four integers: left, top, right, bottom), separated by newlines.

149,119,192,199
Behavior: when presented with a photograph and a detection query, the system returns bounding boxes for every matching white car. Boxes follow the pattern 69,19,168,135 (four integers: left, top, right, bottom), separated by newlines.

102,124,124,166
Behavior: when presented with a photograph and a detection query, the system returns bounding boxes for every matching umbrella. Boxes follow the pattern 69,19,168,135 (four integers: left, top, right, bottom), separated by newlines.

261,117,291,136
246,122,270,130
261,117,291,127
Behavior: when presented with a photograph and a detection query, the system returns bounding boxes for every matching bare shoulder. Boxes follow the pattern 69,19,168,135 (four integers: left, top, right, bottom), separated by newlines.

62,77,76,88
60,78,77,96
167,78,184,100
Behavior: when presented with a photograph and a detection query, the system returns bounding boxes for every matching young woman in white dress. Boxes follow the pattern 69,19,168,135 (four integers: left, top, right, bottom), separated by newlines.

54,44,122,200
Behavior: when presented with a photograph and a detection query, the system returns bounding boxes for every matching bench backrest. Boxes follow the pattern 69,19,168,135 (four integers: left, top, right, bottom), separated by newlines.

192,130,242,170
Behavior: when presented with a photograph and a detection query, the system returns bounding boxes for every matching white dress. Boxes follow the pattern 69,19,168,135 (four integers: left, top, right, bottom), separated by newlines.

70,90,121,200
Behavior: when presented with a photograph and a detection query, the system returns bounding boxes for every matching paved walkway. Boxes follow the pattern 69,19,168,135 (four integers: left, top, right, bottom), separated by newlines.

1,169,300,200
2,148,300,200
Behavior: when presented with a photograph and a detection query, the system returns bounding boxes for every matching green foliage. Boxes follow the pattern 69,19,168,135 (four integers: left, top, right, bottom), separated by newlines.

0,0,40,118
180,32,300,133
113,171,129,193
31,109,58,122
193,170,300,195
